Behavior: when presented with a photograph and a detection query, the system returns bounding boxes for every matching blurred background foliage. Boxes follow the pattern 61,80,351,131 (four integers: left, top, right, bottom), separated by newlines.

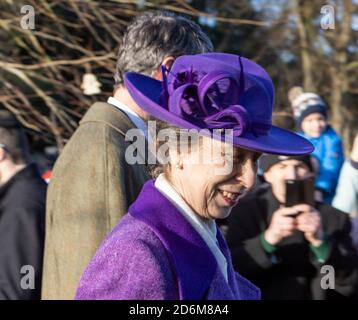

0,0,357,154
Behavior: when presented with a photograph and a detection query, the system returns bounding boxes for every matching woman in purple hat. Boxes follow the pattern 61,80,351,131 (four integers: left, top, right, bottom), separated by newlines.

75,53,313,300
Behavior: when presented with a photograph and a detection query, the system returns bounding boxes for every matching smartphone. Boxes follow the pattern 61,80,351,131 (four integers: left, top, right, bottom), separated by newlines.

285,177,315,213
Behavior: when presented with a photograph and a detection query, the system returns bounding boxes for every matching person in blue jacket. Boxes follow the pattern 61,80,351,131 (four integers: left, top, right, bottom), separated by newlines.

288,87,344,204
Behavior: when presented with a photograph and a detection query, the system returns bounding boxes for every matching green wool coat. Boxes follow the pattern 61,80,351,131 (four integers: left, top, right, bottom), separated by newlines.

41,102,150,299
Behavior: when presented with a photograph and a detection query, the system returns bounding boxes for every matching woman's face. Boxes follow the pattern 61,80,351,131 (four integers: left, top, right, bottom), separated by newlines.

169,137,261,220
301,113,327,138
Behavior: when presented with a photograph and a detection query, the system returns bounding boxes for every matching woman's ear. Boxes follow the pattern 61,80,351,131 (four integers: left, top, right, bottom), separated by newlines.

168,147,183,170
175,162,183,169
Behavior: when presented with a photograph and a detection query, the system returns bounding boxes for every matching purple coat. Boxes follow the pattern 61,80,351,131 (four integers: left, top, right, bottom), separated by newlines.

75,180,260,300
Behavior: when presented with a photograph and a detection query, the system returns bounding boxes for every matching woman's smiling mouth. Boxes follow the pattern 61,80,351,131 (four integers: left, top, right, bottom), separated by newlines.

218,189,243,206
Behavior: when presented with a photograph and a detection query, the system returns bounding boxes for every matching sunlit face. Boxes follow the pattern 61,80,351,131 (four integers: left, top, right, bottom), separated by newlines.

264,159,312,203
301,112,327,138
169,137,261,220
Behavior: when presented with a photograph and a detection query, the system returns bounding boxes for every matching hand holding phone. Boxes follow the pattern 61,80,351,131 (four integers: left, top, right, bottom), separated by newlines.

264,206,300,245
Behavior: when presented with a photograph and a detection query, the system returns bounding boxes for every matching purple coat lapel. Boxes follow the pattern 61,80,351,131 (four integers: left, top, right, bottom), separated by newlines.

129,180,217,300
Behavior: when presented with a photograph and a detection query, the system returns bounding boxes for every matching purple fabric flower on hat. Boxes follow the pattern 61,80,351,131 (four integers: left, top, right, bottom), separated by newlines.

160,59,251,137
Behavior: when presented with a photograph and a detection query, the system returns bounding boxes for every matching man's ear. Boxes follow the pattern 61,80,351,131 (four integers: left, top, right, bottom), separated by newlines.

0,147,7,162
263,170,273,184
154,56,175,81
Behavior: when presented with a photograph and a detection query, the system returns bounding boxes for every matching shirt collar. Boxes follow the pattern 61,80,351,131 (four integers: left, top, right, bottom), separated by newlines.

107,97,149,141
154,174,217,237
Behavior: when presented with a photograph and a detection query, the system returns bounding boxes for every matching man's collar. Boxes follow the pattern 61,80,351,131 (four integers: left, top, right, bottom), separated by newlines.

0,163,36,195
80,101,136,136
107,97,149,141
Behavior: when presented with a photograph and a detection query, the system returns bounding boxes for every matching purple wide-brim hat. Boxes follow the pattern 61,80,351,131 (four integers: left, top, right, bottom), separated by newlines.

124,53,314,156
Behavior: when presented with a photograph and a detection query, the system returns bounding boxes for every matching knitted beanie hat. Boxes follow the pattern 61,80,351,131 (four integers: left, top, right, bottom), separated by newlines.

259,154,314,173
288,87,327,128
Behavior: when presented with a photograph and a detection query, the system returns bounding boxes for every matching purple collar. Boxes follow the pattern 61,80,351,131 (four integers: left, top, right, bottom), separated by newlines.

128,180,230,299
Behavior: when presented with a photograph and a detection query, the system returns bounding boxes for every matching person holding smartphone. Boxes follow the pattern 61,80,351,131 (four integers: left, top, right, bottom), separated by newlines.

225,154,358,300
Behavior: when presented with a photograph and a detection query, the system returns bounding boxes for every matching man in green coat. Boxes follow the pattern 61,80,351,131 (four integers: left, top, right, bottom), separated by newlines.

41,11,213,300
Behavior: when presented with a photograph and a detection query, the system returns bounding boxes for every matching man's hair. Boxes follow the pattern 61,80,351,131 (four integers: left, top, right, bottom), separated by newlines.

114,10,213,87
0,110,29,165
